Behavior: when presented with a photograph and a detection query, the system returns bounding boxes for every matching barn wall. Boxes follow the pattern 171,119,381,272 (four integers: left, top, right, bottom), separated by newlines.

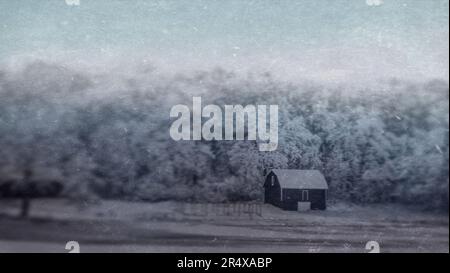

310,190,327,210
264,173,282,207
282,189,327,210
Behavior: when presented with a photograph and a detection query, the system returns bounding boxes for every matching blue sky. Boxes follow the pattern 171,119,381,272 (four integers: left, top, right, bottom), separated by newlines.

0,0,448,81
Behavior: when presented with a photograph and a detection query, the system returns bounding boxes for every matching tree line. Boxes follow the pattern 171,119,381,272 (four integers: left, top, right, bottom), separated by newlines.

0,61,448,215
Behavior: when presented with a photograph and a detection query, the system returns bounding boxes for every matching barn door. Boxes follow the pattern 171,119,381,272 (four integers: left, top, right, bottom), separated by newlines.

301,190,309,201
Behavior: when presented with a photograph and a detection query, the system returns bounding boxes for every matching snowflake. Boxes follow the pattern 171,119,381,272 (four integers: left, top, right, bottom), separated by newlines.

65,0,80,6
366,0,383,6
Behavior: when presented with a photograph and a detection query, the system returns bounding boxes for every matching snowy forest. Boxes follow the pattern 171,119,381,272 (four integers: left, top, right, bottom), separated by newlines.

0,61,448,212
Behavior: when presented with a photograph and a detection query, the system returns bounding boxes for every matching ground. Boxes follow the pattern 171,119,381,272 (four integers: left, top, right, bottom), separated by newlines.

0,198,448,253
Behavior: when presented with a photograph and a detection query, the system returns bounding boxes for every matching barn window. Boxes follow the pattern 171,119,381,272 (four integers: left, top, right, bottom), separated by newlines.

271,175,275,186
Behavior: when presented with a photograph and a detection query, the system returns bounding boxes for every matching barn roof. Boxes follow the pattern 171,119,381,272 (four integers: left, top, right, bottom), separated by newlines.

270,169,328,190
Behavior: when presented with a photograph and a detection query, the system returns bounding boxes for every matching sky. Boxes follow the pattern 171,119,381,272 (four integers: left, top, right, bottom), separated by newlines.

0,0,448,82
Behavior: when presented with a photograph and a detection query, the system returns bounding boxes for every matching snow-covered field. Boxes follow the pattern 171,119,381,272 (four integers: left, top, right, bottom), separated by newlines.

0,199,448,253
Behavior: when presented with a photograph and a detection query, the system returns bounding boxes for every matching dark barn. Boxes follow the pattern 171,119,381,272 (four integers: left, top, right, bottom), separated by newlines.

264,169,328,211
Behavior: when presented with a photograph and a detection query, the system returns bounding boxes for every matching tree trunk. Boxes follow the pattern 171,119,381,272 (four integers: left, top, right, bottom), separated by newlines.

20,197,31,218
